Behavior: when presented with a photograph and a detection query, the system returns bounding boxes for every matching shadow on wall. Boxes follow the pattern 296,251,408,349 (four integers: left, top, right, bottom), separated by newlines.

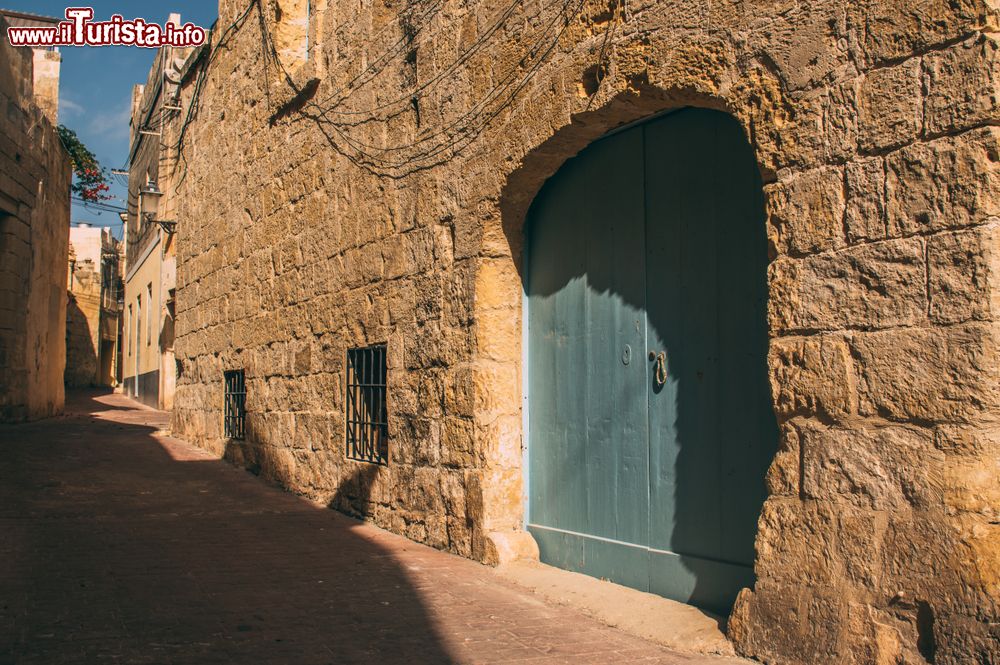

221,423,383,521
1,390,457,663
158,307,174,355
509,101,778,615
329,462,382,518
221,418,385,527
64,294,98,388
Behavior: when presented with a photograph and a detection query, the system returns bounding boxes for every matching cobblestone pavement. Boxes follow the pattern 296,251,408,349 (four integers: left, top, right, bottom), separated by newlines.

0,391,744,665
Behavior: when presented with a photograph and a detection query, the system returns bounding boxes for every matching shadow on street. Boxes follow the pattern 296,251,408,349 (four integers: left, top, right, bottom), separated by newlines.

0,389,455,664
0,389,739,665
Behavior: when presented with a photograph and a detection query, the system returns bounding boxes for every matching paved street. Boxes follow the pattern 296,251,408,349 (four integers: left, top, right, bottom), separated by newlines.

0,391,740,665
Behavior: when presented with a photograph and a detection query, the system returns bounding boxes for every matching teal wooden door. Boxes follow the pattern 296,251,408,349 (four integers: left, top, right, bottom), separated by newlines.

525,125,651,590
526,108,777,613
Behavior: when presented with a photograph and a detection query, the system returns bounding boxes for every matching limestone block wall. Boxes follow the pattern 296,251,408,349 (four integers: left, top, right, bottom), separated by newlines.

31,49,60,126
65,226,110,388
65,259,101,387
0,16,70,422
170,0,1000,661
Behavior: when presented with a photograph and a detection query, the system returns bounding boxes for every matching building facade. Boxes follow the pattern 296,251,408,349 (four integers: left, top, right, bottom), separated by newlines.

122,19,190,409
66,224,122,388
0,12,70,422
164,1,1000,662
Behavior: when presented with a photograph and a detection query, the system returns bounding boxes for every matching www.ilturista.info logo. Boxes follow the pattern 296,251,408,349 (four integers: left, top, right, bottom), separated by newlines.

6,8,207,48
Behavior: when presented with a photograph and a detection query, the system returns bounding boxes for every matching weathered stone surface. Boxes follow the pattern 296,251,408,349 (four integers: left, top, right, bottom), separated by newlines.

753,498,841,587
858,59,922,153
737,495,1000,664
766,167,845,255
730,561,847,663
851,323,1000,422
768,238,926,333
934,614,1000,664
886,127,1000,237
934,421,1000,455
928,223,1000,324
880,511,999,616
0,15,70,422
796,420,939,509
942,453,1000,522
924,34,1000,136
764,421,801,497
849,0,994,66
838,511,890,589
844,156,886,243
769,335,856,422
734,70,858,173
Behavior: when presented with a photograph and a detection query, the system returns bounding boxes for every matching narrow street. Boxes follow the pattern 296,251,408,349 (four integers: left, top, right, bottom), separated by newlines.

0,391,740,665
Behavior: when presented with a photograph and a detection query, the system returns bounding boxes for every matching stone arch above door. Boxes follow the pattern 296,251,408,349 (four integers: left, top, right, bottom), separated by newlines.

469,19,1000,661
470,61,796,568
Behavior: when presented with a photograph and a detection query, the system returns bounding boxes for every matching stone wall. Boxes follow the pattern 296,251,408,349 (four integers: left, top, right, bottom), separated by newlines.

65,226,116,388
65,261,100,387
31,49,60,126
0,16,70,422
170,0,1000,661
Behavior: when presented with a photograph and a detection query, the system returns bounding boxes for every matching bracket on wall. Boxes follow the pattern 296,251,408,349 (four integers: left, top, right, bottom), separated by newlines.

149,218,177,234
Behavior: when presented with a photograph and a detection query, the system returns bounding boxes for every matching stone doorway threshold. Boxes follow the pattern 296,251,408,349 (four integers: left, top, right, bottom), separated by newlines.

495,560,753,661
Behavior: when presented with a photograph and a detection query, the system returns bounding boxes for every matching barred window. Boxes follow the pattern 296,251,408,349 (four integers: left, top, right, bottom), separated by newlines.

345,344,388,464
224,369,246,440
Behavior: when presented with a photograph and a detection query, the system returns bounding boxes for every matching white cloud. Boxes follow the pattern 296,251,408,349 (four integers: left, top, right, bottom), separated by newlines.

88,101,132,142
59,96,85,119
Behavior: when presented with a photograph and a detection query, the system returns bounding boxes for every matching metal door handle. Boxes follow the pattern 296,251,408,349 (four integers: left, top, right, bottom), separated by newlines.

652,351,667,387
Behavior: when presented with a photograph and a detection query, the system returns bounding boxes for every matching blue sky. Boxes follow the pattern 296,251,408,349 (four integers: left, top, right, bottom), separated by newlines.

4,2,219,235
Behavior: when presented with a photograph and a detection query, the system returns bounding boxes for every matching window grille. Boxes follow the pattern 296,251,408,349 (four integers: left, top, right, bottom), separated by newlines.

224,369,246,440
345,344,388,464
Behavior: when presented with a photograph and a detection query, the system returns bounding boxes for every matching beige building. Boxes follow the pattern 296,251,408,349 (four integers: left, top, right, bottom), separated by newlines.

0,12,70,421
0,10,61,123
66,224,122,388
161,1,1000,662
122,17,190,410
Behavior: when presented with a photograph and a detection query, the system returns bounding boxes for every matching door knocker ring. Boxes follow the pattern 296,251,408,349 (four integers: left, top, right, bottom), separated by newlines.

653,351,667,387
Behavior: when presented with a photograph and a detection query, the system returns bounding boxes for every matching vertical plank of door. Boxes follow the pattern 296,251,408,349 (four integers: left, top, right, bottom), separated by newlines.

645,109,723,563
526,169,589,546
583,126,647,555
526,125,649,578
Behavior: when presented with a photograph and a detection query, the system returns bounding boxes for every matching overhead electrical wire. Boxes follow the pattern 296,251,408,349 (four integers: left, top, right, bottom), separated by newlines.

72,218,124,227
173,0,261,152
72,197,127,213
260,0,584,176
311,0,446,112
170,0,589,179
311,0,544,120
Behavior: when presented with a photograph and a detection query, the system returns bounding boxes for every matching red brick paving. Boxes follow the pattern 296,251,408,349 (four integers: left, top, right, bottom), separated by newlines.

0,390,743,664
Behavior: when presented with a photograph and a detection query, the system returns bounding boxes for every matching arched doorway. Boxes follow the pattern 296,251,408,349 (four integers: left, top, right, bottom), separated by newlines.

524,108,777,614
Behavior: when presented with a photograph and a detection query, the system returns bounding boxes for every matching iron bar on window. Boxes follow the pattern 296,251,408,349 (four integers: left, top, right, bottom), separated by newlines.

345,344,388,464
224,369,246,440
